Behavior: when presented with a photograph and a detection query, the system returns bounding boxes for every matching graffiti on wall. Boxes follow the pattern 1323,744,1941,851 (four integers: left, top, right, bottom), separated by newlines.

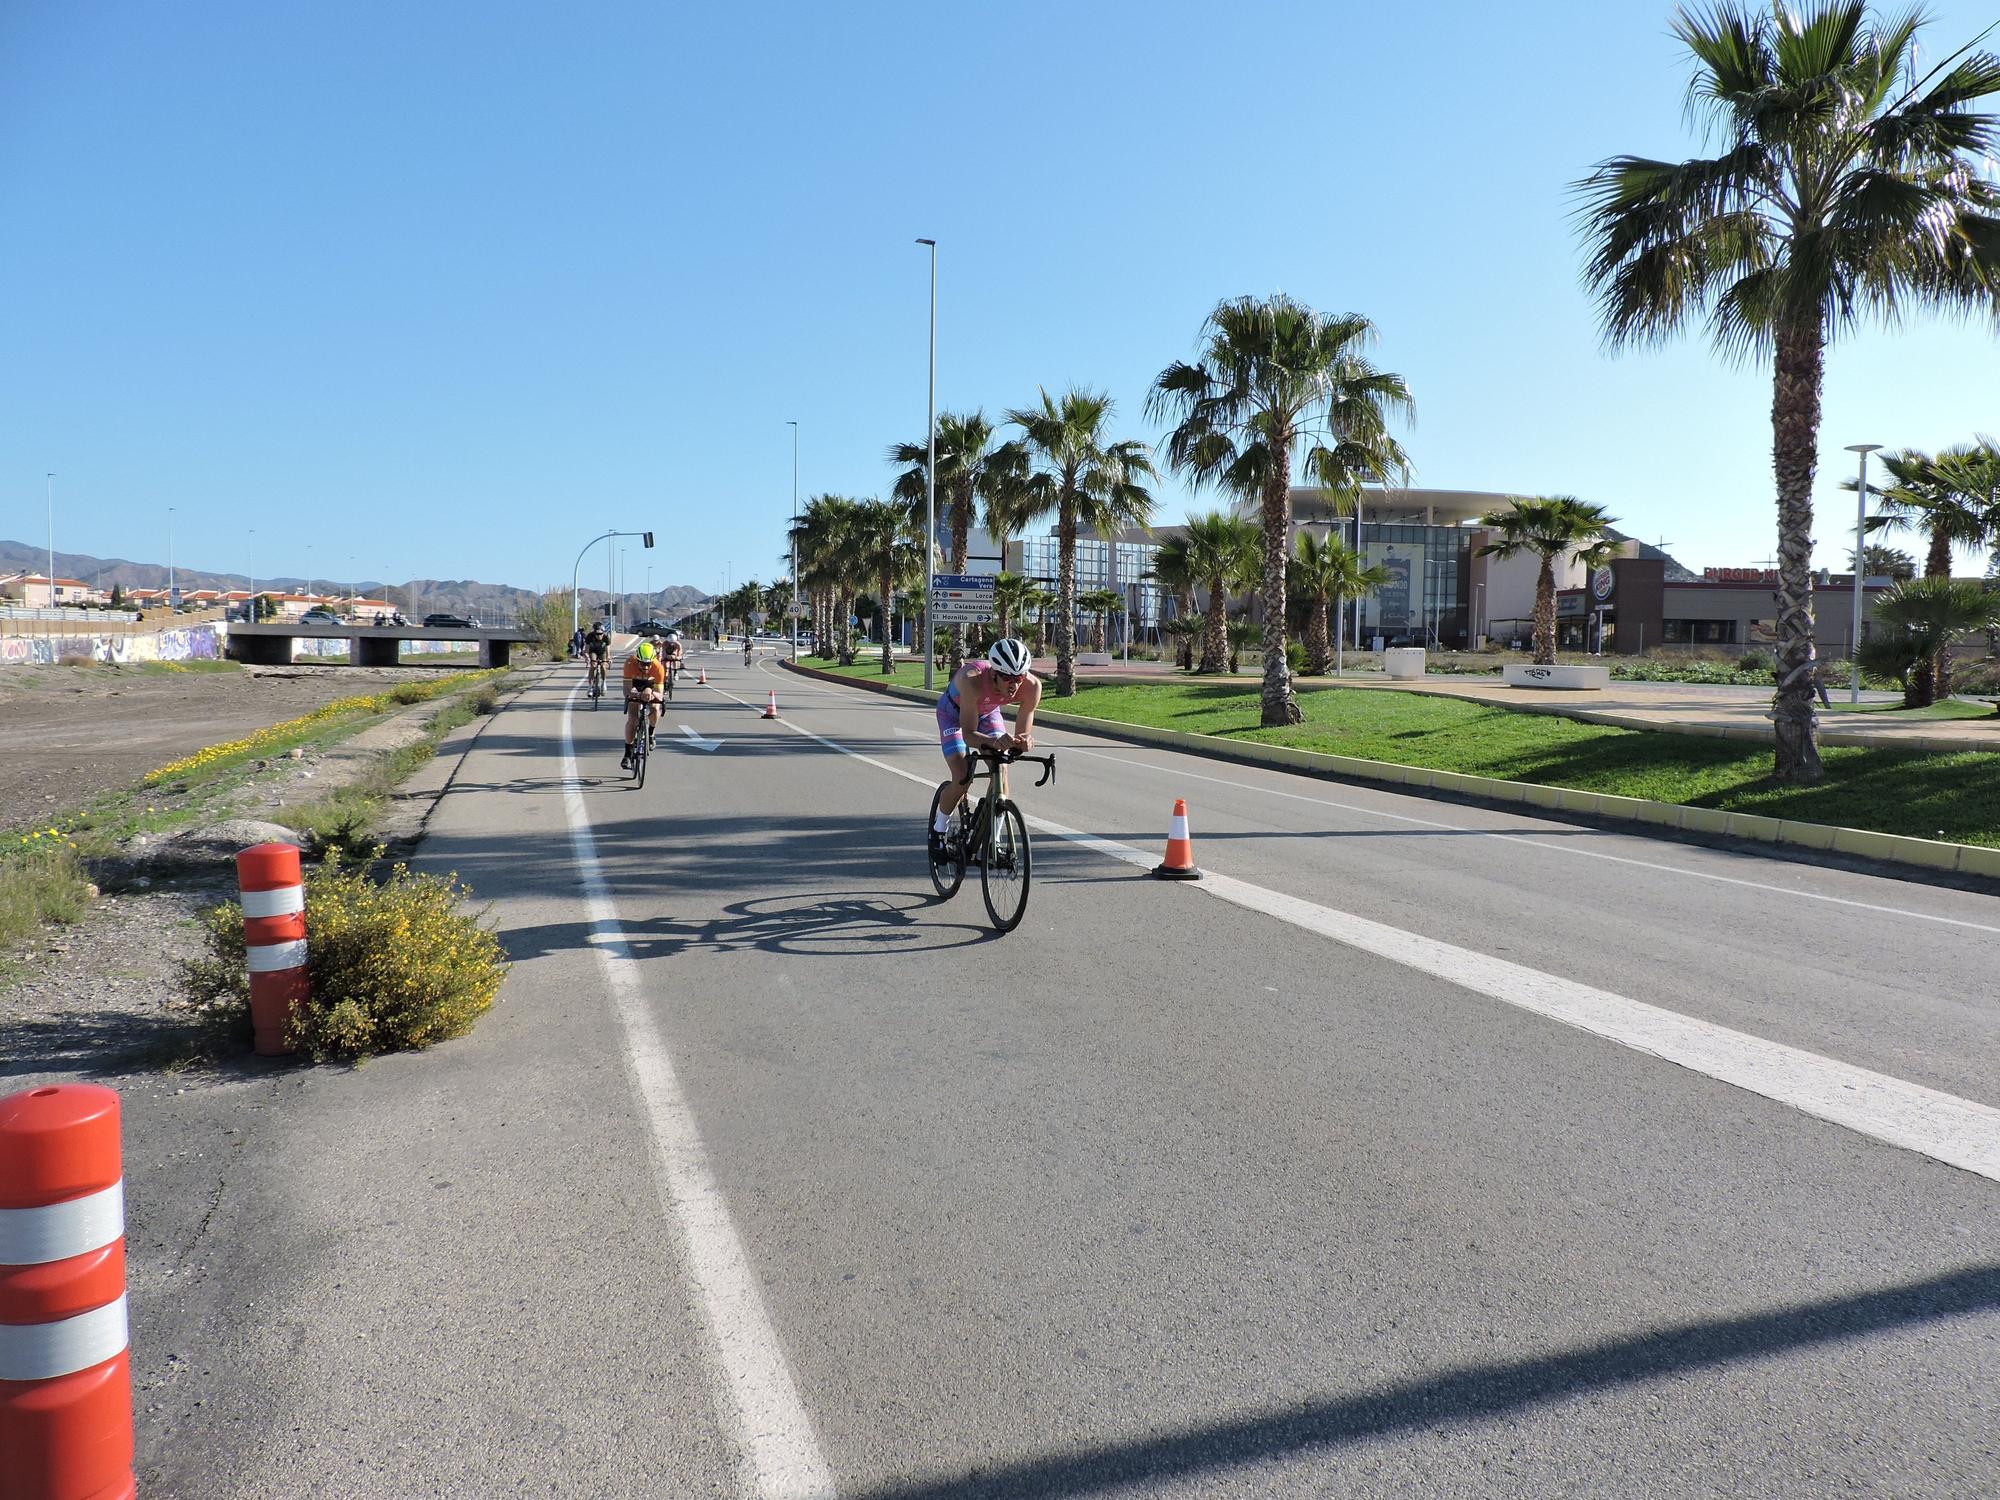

0,624,223,666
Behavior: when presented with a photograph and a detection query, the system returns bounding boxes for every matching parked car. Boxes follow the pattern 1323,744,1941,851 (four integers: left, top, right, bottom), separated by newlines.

300,606,343,625
635,618,675,637
422,612,474,628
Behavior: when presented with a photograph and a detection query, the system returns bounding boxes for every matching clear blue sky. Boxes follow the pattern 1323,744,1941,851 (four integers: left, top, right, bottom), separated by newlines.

5,0,1996,595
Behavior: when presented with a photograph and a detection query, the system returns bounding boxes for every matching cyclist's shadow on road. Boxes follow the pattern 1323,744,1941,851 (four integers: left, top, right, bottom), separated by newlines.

502,889,999,964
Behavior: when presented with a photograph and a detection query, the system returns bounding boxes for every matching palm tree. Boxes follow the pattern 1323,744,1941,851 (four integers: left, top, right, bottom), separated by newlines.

989,571,1036,642
1577,2,2000,782
889,412,1026,673
1004,388,1156,696
1850,444,2000,582
849,499,924,674
1179,511,1260,674
791,495,868,663
1857,577,2000,707
1150,533,1199,668
1292,532,1391,676
1475,497,1620,665
1151,294,1413,726
1022,583,1056,656
1161,616,1202,674
1225,619,1262,675
1848,543,1917,581
1078,588,1122,652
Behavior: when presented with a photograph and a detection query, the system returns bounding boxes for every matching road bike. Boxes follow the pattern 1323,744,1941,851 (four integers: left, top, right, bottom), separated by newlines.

663,659,679,702
624,693,658,788
928,746,1054,933
586,658,606,708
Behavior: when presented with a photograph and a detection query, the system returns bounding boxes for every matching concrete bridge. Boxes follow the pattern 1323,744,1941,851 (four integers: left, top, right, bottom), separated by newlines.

228,620,537,668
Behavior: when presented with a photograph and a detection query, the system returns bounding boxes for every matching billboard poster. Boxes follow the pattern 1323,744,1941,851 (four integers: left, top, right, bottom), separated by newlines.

1365,544,1415,631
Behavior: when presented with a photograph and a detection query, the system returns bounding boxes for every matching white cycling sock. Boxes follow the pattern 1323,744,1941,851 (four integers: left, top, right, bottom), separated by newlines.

933,811,950,833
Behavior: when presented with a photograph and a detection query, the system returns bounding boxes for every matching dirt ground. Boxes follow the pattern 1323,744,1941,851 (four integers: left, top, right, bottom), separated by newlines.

0,661,479,835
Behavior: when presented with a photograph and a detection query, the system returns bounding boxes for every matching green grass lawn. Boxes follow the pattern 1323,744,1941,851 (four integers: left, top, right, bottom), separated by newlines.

1047,681,2000,848
808,656,931,689
1817,696,1995,719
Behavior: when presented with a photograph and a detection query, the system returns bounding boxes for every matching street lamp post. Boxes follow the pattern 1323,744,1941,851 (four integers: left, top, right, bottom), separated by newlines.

569,529,654,636
916,236,937,691
44,474,55,612
788,420,800,660
168,507,177,606
1845,442,1882,704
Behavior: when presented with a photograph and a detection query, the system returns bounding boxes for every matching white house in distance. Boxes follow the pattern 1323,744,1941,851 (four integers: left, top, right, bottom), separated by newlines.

0,573,105,607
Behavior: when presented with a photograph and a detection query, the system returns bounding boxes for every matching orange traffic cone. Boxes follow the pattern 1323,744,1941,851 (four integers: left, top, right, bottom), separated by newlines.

1152,798,1200,880
697,667,707,685
762,690,778,720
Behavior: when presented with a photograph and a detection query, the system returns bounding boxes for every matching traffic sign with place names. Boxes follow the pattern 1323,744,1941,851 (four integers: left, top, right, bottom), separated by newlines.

929,573,995,623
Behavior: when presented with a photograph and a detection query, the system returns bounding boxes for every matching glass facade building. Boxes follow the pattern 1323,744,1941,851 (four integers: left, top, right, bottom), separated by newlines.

1008,535,1165,634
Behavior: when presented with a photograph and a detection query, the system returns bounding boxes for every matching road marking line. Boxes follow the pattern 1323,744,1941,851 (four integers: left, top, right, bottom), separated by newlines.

764,671,2000,934
679,724,721,752
1040,742,2000,937
718,684,2000,1183
561,685,835,1500
893,725,923,738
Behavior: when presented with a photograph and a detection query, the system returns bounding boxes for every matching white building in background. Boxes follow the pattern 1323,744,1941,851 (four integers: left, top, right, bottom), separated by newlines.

0,573,103,607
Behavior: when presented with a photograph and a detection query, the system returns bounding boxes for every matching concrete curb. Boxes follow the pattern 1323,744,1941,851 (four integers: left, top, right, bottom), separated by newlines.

779,658,2000,883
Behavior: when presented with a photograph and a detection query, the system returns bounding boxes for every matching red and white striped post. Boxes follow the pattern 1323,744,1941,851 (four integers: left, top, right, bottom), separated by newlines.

0,1083,136,1500
236,842,307,1057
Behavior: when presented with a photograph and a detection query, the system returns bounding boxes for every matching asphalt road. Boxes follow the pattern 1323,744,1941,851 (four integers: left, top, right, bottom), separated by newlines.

122,650,2000,1497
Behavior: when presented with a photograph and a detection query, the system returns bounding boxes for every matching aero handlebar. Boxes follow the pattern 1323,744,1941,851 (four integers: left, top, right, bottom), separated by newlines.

956,747,1055,789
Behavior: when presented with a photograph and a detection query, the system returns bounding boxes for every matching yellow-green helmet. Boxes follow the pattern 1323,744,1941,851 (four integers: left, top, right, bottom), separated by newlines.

635,640,655,661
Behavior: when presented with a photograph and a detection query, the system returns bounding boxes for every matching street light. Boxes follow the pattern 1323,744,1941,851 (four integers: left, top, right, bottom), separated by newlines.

1845,442,1882,704
569,529,654,635
44,474,55,612
788,420,800,659
168,507,177,606
917,236,937,691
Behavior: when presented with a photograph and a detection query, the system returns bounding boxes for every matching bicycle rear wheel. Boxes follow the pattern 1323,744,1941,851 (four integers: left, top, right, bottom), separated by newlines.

980,799,1031,932
632,738,648,788
927,785,965,899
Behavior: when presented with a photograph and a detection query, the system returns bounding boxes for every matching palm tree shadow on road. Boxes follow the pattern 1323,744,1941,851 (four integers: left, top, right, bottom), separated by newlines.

840,1264,2000,1499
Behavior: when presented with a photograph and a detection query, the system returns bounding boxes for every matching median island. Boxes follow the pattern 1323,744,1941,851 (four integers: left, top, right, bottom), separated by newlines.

797,660,1999,851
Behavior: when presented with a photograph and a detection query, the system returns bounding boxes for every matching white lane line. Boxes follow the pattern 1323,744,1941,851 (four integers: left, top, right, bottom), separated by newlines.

715,684,2000,1183
892,725,923,739
560,685,835,1499
679,724,721,752
761,671,2000,934
1042,741,2000,937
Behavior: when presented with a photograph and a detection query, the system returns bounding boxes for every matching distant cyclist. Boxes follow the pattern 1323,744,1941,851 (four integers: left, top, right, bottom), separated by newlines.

583,620,610,694
931,639,1041,852
622,640,665,767
659,629,685,680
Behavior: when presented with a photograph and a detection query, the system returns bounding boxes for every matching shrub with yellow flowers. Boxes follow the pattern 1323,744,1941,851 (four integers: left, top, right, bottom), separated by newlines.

0,827,92,950
183,856,507,1060
144,671,496,786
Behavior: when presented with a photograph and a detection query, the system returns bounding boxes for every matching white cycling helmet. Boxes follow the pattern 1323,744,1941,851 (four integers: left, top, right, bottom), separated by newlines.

666,630,680,641
985,638,1031,677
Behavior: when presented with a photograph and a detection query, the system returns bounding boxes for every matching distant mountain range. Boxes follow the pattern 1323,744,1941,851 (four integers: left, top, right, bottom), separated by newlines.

0,539,712,621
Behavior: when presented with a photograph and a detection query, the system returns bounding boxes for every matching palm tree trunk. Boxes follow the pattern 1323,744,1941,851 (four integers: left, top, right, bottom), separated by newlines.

1200,577,1227,673
1306,590,1330,675
837,587,855,665
948,495,970,674
1925,522,1956,696
1533,556,1557,666
880,564,895,674
1771,329,1826,784
1175,585,1195,669
1055,490,1077,697
1259,459,1301,725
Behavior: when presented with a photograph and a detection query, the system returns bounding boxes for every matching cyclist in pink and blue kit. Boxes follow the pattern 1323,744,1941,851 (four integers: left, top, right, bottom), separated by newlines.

931,638,1041,850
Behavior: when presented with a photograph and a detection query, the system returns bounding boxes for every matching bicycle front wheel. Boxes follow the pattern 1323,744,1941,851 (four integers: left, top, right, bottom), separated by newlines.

980,799,1031,932
927,785,965,899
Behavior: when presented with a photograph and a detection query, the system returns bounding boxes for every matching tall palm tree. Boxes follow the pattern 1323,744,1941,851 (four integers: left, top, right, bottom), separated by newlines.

889,412,1026,672
849,499,924,674
791,494,868,663
1858,576,2000,707
1150,533,1200,669
1179,511,1260,674
1292,532,1391,676
1004,388,1156,696
1078,588,1122,652
1151,294,1413,726
1850,444,2000,581
1476,497,1620,665
1577,2,2000,782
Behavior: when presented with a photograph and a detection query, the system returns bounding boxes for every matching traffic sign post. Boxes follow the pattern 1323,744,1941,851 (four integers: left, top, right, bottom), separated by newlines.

930,573,995,625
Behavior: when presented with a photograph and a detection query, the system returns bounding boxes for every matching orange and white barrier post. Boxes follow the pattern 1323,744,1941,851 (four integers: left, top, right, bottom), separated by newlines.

761,691,777,720
237,843,307,1057
0,1083,136,1500
1151,798,1201,881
